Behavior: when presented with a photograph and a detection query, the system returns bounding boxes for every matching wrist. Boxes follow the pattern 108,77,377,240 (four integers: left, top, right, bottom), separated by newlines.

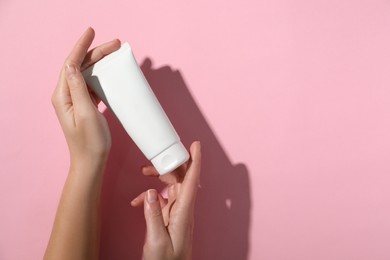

69,153,108,176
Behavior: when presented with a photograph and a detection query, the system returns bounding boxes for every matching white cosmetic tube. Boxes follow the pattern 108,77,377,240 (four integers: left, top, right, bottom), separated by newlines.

82,42,189,175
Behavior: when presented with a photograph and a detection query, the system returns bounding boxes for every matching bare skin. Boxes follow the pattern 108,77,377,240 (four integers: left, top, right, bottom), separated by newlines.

44,27,201,260
132,141,201,260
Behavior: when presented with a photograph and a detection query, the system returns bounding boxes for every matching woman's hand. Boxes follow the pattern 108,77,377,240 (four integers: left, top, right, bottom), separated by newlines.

131,141,202,260
51,27,120,168
44,28,120,260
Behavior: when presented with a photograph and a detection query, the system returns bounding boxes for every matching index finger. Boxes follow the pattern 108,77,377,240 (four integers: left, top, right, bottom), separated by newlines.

65,27,95,67
81,39,121,70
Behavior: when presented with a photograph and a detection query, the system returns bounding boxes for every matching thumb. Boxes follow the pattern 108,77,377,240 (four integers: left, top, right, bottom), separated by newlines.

65,64,94,113
144,189,168,243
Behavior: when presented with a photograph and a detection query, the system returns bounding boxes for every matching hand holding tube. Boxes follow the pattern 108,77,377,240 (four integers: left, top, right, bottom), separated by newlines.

82,43,189,175
51,28,121,168
45,28,120,260
47,27,199,260
131,141,201,260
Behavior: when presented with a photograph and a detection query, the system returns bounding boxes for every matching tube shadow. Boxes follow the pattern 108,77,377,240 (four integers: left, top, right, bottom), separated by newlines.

99,58,251,260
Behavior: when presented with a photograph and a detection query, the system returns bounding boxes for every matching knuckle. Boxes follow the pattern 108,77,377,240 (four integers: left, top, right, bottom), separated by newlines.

64,58,77,68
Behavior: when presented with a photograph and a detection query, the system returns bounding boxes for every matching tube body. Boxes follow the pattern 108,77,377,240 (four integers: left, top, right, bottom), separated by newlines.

82,43,189,175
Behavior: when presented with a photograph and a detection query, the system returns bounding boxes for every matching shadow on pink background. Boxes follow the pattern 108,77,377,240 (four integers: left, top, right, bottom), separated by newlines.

1,0,390,259
99,59,251,259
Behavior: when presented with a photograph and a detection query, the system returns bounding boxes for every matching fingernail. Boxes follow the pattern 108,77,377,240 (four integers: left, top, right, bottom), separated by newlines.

147,190,158,204
66,64,76,75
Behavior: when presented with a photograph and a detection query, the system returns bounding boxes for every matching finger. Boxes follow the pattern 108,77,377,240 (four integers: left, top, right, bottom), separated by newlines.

81,39,121,70
144,189,168,242
142,166,160,177
159,163,188,185
131,191,146,207
142,161,188,182
131,191,167,208
159,193,168,208
53,27,95,122
167,184,179,204
65,27,95,67
51,74,72,117
65,64,94,114
89,89,101,107
176,141,201,210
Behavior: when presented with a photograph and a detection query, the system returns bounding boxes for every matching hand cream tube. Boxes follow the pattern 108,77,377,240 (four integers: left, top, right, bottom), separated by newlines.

82,42,189,175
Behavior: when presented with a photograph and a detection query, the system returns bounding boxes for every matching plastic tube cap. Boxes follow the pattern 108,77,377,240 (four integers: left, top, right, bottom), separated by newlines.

151,142,190,175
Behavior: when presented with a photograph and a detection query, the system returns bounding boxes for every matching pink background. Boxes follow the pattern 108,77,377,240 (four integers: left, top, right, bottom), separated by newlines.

1,0,390,259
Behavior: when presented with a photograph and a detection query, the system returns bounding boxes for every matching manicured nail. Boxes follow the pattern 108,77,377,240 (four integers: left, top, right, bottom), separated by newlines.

66,64,76,75
147,189,158,204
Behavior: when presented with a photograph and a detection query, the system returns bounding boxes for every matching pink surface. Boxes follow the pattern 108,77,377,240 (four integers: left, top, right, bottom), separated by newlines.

1,1,390,259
